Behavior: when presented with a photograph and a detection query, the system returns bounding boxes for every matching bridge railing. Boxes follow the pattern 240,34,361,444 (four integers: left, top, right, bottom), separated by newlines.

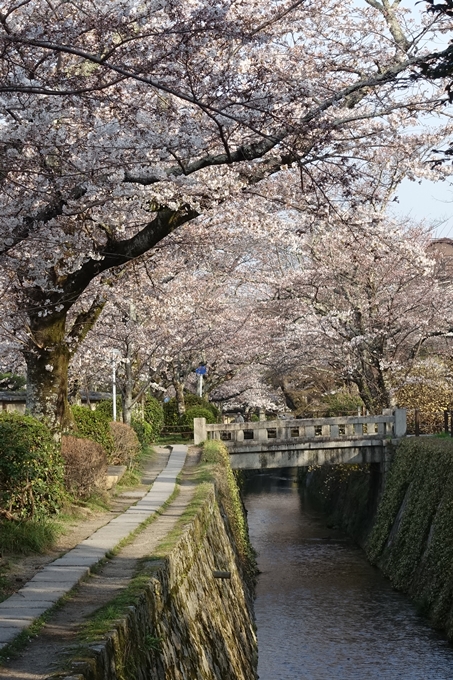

193,409,406,446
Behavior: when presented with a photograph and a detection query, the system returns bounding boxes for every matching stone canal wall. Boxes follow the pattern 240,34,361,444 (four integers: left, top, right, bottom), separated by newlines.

303,437,453,639
55,483,257,680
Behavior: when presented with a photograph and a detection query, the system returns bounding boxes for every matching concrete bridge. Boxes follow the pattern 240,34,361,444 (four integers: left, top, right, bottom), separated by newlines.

194,409,406,470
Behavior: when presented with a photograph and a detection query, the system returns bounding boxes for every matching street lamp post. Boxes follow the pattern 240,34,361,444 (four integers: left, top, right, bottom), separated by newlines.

111,349,122,421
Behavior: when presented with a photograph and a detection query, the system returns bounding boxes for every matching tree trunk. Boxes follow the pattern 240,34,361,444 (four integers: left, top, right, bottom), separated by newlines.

175,381,186,416
354,353,391,414
24,313,73,430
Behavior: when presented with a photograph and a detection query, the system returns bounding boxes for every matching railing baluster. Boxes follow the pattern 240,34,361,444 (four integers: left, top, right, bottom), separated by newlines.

354,422,363,436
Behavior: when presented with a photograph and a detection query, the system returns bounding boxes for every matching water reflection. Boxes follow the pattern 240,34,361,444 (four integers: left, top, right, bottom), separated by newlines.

244,471,453,680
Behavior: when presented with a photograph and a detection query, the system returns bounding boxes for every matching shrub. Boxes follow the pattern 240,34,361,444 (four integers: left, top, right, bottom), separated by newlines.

95,398,122,422
61,435,108,499
163,394,220,426
182,406,217,433
321,389,363,416
143,395,164,439
131,417,154,448
71,405,115,457
109,422,141,468
0,413,65,519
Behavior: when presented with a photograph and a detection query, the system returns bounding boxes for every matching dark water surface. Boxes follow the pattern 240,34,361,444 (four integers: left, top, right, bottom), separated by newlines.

244,472,453,680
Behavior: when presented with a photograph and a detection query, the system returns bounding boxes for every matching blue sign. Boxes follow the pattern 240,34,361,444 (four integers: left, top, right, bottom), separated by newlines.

195,365,207,376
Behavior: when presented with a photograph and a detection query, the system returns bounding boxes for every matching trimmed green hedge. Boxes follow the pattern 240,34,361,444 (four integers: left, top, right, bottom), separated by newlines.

164,394,219,426
130,417,153,448
71,405,114,457
143,395,164,439
181,406,217,433
95,398,122,421
0,413,65,519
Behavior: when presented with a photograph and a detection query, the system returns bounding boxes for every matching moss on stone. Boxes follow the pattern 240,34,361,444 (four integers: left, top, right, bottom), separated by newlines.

365,437,453,636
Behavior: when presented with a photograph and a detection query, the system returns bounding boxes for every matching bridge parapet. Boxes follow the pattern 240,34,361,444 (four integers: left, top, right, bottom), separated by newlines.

194,409,406,447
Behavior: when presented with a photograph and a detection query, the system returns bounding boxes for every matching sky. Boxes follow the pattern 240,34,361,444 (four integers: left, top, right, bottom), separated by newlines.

351,2,453,239
391,177,453,239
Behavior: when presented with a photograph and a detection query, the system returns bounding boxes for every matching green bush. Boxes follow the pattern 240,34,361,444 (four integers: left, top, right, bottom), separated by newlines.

131,417,154,448
95,398,121,421
71,405,115,457
321,389,363,416
163,394,219,426
0,413,65,519
143,395,164,439
181,406,217,433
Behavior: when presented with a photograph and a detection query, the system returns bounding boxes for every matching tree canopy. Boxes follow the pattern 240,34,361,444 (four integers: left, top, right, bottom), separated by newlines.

1,0,453,424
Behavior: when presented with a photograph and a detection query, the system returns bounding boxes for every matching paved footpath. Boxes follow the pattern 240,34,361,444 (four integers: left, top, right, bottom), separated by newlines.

0,445,187,651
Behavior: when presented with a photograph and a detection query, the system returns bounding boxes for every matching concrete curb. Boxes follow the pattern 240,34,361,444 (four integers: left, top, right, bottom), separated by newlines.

0,445,187,651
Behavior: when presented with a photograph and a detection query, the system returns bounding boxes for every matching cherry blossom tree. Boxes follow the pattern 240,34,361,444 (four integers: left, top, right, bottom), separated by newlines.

70,227,282,421
1,0,452,426
268,213,453,413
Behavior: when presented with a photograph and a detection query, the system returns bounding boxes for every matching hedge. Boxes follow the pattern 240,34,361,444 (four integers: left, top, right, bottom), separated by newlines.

71,405,115,458
0,413,65,519
163,394,219,426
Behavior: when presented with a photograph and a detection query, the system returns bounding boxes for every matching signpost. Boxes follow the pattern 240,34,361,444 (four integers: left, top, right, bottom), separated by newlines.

195,364,207,397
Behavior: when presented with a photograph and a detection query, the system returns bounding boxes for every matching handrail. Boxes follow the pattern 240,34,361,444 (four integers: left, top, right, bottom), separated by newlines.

205,415,394,430
193,409,407,446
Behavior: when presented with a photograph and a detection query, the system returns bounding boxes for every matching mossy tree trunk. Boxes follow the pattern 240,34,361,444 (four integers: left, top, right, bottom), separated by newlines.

24,312,74,431
353,348,391,414
175,381,186,416
19,207,197,428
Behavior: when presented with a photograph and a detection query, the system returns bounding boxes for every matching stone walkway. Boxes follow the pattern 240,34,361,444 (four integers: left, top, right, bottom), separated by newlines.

0,445,188,652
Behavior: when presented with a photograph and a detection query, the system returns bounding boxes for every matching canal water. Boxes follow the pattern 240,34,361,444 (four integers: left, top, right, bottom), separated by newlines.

243,471,453,680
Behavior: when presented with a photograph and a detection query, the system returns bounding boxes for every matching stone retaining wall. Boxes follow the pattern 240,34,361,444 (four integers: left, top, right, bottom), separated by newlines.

54,486,257,680
302,437,453,640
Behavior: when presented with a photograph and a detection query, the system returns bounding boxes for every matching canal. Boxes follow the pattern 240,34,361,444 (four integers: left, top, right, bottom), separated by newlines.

244,470,453,680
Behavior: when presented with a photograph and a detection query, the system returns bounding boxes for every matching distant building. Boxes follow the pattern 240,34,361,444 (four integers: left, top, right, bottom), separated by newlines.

0,391,111,414
428,238,453,282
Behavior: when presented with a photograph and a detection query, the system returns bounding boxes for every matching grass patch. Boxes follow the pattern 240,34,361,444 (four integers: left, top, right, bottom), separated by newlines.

150,482,212,559
0,517,65,602
0,519,61,555
117,467,141,487
154,434,192,445
72,490,111,513
79,570,154,641
116,445,157,491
